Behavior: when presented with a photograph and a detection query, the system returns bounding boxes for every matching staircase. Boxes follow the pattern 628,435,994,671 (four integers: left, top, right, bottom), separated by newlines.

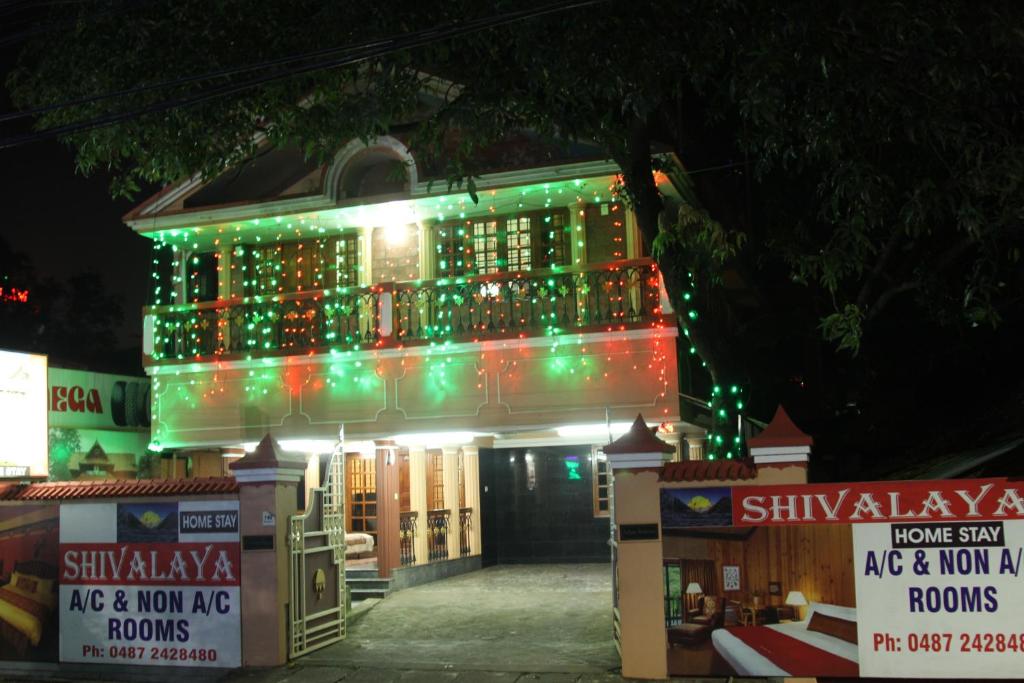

346,567,391,601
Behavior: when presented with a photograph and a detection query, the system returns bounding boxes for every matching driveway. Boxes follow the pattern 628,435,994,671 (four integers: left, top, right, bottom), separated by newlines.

303,564,619,676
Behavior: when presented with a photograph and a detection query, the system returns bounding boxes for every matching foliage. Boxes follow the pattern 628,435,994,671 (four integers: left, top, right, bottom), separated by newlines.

48,428,79,481
7,1,1024,464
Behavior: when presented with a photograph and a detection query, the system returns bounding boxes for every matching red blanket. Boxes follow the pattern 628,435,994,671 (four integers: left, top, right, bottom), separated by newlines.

724,626,859,677
0,588,48,621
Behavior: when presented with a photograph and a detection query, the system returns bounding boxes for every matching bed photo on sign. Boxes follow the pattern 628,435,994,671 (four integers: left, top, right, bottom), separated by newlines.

0,504,60,663
660,513,857,678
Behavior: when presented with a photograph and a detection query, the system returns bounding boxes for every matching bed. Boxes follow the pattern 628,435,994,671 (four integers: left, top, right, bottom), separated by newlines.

345,532,375,557
0,561,57,656
711,602,858,678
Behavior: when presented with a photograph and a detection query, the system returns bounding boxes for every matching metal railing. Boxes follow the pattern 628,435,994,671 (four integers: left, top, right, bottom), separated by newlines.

399,511,418,566
426,509,450,562
458,507,472,558
144,259,665,364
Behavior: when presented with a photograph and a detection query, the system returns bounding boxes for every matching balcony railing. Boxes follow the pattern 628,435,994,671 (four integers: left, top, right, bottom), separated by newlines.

144,258,666,364
399,511,417,566
458,507,472,558
426,509,450,562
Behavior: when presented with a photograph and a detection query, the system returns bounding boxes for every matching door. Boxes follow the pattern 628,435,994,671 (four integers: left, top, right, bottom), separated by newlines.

346,455,377,544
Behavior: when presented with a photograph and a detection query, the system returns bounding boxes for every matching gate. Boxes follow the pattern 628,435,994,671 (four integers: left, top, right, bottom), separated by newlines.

288,434,346,658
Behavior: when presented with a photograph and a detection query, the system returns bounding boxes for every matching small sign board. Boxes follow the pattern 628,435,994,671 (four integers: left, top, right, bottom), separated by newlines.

242,534,274,551
619,523,660,542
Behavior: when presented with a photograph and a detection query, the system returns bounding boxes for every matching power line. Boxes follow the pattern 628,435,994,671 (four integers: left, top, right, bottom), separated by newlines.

0,0,608,150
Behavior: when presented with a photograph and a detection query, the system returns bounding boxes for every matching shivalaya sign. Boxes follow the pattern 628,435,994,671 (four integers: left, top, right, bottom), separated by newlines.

730,479,1024,679
59,500,240,668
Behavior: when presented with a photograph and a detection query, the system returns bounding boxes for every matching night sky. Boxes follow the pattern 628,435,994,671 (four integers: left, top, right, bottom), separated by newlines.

1,41,151,361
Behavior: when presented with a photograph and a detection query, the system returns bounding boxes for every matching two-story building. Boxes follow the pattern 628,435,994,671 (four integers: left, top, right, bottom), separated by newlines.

124,134,696,581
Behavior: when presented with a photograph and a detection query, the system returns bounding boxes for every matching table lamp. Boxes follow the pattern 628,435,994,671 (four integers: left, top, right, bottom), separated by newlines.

785,590,808,620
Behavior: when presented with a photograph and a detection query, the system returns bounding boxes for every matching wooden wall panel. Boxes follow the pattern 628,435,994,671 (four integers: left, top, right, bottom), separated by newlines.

664,524,855,609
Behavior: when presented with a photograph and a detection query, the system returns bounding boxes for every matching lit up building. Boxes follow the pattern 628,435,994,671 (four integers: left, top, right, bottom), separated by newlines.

125,134,697,582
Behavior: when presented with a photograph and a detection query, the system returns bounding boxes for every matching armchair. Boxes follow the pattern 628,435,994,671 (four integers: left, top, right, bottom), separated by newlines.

687,595,725,629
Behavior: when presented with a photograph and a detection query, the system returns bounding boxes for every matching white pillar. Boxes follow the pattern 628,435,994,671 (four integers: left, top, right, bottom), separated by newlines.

442,445,462,559
409,446,429,565
685,435,706,461
461,445,482,556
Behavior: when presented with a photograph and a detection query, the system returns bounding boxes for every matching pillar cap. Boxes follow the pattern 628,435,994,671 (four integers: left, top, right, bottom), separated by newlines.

747,405,813,449
230,434,307,483
604,414,675,470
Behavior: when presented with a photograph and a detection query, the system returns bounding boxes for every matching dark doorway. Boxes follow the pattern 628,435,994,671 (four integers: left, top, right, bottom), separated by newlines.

479,445,611,565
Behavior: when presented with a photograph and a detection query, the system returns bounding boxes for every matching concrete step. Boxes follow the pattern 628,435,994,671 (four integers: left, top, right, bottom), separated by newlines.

345,568,380,580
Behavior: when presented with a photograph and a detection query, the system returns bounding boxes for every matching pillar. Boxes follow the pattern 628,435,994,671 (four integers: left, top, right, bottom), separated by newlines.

409,446,429,565
660,432,682,463
442,445,462,559
375,440,401,578
685,435,705,461
461,445,482,556
229,434,306,667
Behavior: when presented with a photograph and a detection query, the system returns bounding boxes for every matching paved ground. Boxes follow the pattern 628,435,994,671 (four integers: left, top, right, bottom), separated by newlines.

228,564,622,682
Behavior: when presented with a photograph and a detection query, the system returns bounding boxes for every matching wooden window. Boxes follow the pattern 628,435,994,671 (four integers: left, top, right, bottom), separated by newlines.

435,208,570,277
332,233,361,286
584,201,628,264
188,252,219,303
593,449,610,517
243,235,360,296
434,223,471,277
426,451,445,510
505,216,532,271
398,451,411,513
537,211,571,269
346,455,377,540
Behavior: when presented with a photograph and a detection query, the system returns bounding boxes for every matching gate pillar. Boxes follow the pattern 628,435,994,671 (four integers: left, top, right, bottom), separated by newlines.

230,434,306,667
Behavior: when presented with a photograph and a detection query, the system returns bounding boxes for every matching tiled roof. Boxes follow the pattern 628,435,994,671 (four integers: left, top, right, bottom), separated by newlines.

604,414,676,455
0,478,238,501
660,459,757,482
747,405,814,448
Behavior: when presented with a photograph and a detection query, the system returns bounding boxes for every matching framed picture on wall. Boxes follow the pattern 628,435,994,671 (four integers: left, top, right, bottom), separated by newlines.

723,565,741,591
768,581,782,596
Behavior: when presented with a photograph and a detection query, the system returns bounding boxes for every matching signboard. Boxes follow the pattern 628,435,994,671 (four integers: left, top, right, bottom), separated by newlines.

48,367,150,431
59,500,240,668
0,350,48,478
661,478,1024,679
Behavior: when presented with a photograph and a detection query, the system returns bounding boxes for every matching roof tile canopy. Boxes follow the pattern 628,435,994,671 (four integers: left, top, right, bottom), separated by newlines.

604,414,676,455
0,478,238,501
746,405,813,449
660,459,756,482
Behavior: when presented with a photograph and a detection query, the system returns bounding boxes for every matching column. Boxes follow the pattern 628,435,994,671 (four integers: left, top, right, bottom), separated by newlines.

660,432,683,463
685,435,705,461
375,440,401,578
461,445,482,556
229,434,306,667
442,445,462,560
409,446,429,565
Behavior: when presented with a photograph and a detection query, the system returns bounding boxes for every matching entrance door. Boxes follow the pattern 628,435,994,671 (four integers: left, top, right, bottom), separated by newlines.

346,455,377,544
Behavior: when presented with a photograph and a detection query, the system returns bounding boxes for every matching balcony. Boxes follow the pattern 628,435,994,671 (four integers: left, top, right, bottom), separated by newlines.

145,258,667,365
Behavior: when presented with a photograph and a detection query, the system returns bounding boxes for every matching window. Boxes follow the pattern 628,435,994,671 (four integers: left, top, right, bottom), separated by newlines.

187,252,219,303
427,451,445,510
434,224,471,278
242,234,361,296
584,201,628,264
505,216,532,271
433,208,570,277
593,449,610,517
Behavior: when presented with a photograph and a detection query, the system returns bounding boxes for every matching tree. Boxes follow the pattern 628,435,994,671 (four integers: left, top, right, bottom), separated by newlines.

8,0,1024,466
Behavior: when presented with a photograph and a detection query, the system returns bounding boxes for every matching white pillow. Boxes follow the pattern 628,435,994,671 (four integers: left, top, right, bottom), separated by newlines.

807,601,856,623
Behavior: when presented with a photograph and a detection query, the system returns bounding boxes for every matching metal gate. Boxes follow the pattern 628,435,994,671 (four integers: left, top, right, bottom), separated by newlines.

288,433,346,658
